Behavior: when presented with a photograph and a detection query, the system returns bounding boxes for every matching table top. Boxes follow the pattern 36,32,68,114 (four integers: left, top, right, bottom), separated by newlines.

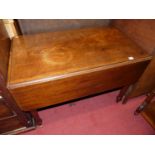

8,27,151,87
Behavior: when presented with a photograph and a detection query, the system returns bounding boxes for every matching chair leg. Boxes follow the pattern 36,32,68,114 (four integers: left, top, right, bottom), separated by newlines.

31,110,42,126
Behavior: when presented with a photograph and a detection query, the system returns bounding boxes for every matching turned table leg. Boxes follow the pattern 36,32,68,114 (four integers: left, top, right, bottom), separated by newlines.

116,86,130,103
31,110,42,126
134,101,148,115
134,91,155,115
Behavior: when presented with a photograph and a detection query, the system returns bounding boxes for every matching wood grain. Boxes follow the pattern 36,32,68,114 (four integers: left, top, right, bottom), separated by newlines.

0,116,36,134
0,100,14,118
9,60,150,111
8,27,150,85
0,19,39,134
7,27,151,111
124,55,155,98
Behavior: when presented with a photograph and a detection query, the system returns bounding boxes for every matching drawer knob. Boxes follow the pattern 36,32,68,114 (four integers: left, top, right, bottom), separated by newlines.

0,95,3,99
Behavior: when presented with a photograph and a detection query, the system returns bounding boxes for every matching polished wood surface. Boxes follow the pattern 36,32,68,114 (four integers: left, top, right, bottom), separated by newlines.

0,100,14,118
0,20,11,83
7,27,151,111
0,116,35,134
123,55,155,99
0,19,39,134
113,20,155,102
0,116,26,134
141,100,155,129
0,74,34,127
8,27,150,86
9,60,150,111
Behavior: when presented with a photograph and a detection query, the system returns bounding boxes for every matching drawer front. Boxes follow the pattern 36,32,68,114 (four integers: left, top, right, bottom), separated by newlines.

10,60,149,111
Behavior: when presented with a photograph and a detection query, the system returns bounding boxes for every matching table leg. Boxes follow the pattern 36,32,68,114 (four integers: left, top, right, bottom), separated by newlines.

31,110,42,126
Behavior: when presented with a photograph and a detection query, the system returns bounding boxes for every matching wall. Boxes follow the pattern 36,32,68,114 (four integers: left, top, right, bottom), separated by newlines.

17,19,111,34
112,19,155,54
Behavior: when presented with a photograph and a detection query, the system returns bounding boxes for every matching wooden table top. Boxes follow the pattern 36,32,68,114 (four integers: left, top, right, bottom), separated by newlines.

8,27,151,87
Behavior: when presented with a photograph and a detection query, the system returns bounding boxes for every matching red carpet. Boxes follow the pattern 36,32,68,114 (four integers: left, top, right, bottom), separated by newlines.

23,90,155,135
